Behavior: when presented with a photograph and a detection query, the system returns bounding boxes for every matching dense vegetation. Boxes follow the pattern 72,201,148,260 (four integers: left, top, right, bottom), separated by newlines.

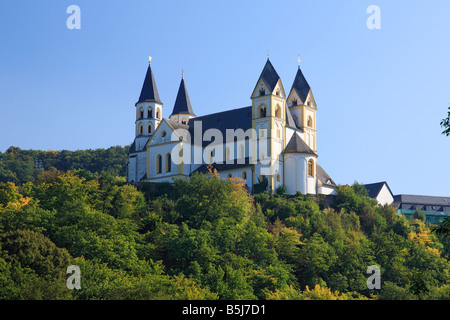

0,146,129,185
0,146,449,300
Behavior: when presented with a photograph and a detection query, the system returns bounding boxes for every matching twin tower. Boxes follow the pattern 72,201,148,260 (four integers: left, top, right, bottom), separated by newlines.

128,57,336,196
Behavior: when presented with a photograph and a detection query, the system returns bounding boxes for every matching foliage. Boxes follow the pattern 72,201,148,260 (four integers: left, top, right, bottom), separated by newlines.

441,106,450,136
0,146,129,185
0,165,449,300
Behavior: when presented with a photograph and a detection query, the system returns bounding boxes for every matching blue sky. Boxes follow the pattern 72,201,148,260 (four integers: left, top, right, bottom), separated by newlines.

0,0,449,197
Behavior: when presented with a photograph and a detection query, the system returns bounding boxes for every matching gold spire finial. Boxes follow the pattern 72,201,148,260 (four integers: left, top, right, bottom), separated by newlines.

149,56,152,64
182,69,184,79
297,55,301,67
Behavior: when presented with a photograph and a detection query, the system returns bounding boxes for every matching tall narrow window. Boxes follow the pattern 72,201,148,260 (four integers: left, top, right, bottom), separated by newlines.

140,110,144,119
166,153,172,173
242,171,247,180
307,116,313,128
259,106,267,118
148,109,153,118
157,155,162,174
139,125,143,135
156,109,160,119
148,125,152,134
275,105,281,118
308,159,314,177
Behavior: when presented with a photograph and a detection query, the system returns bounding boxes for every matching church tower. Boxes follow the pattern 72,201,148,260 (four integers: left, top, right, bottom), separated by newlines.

169,72,196,124
128,57,163,182
251,59,287,193
287,61,317,152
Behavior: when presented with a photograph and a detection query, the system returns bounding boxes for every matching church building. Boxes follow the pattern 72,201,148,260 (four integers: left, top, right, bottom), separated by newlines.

128,57,336,195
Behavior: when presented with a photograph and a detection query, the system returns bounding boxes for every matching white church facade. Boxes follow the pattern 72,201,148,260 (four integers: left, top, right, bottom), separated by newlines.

128,58,336,195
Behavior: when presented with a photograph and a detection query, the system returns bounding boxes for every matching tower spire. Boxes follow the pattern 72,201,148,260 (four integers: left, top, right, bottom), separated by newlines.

137,57,161,104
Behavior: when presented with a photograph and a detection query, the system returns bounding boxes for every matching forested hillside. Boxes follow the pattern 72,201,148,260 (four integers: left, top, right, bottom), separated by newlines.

0,146,129,185
0,164,449,300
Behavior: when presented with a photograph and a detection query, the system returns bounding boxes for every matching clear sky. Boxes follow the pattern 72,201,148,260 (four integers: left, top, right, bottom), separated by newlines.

0,0,449,197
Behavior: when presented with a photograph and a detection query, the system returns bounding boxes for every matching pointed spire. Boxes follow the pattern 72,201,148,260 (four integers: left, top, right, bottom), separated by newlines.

171,74,195,116
256,59,281,93
290,63,311,104
137,58,161,104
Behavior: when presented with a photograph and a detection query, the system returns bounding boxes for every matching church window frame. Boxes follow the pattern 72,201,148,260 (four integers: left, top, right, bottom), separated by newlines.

258,104,267,118
147,108,153,119
166,153,172,173
275,105,282,118
307,116,313,128
308,159,314,177
156,154,163,174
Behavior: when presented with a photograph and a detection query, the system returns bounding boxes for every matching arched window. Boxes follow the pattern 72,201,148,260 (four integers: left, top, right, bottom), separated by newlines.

308,159,314,177
275,105,281,118
259,88,265,96
166,153,172,173
148,125,152,134
148,109,153,118
139,125,143,135
139,109,144,119
291,99,298,107
276,174,281,182
242,171,247,180
181,118,187,125
307,116,313,128
258,105,267,118
156,109,160,119
157,154,162,174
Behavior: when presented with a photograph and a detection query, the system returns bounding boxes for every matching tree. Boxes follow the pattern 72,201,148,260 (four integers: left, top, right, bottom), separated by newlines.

441,106,450,136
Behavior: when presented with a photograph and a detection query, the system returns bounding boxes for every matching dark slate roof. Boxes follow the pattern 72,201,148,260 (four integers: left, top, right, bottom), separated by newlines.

290,66,311,104
171,78,195,116
255,59,281,93
193,157,255,174
317,164,336,186
364,182,394,199
128,141,136,154
137,64,161,104
285,107,297,129
283,133,317,156
393,194,450,206
188,106,253,147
